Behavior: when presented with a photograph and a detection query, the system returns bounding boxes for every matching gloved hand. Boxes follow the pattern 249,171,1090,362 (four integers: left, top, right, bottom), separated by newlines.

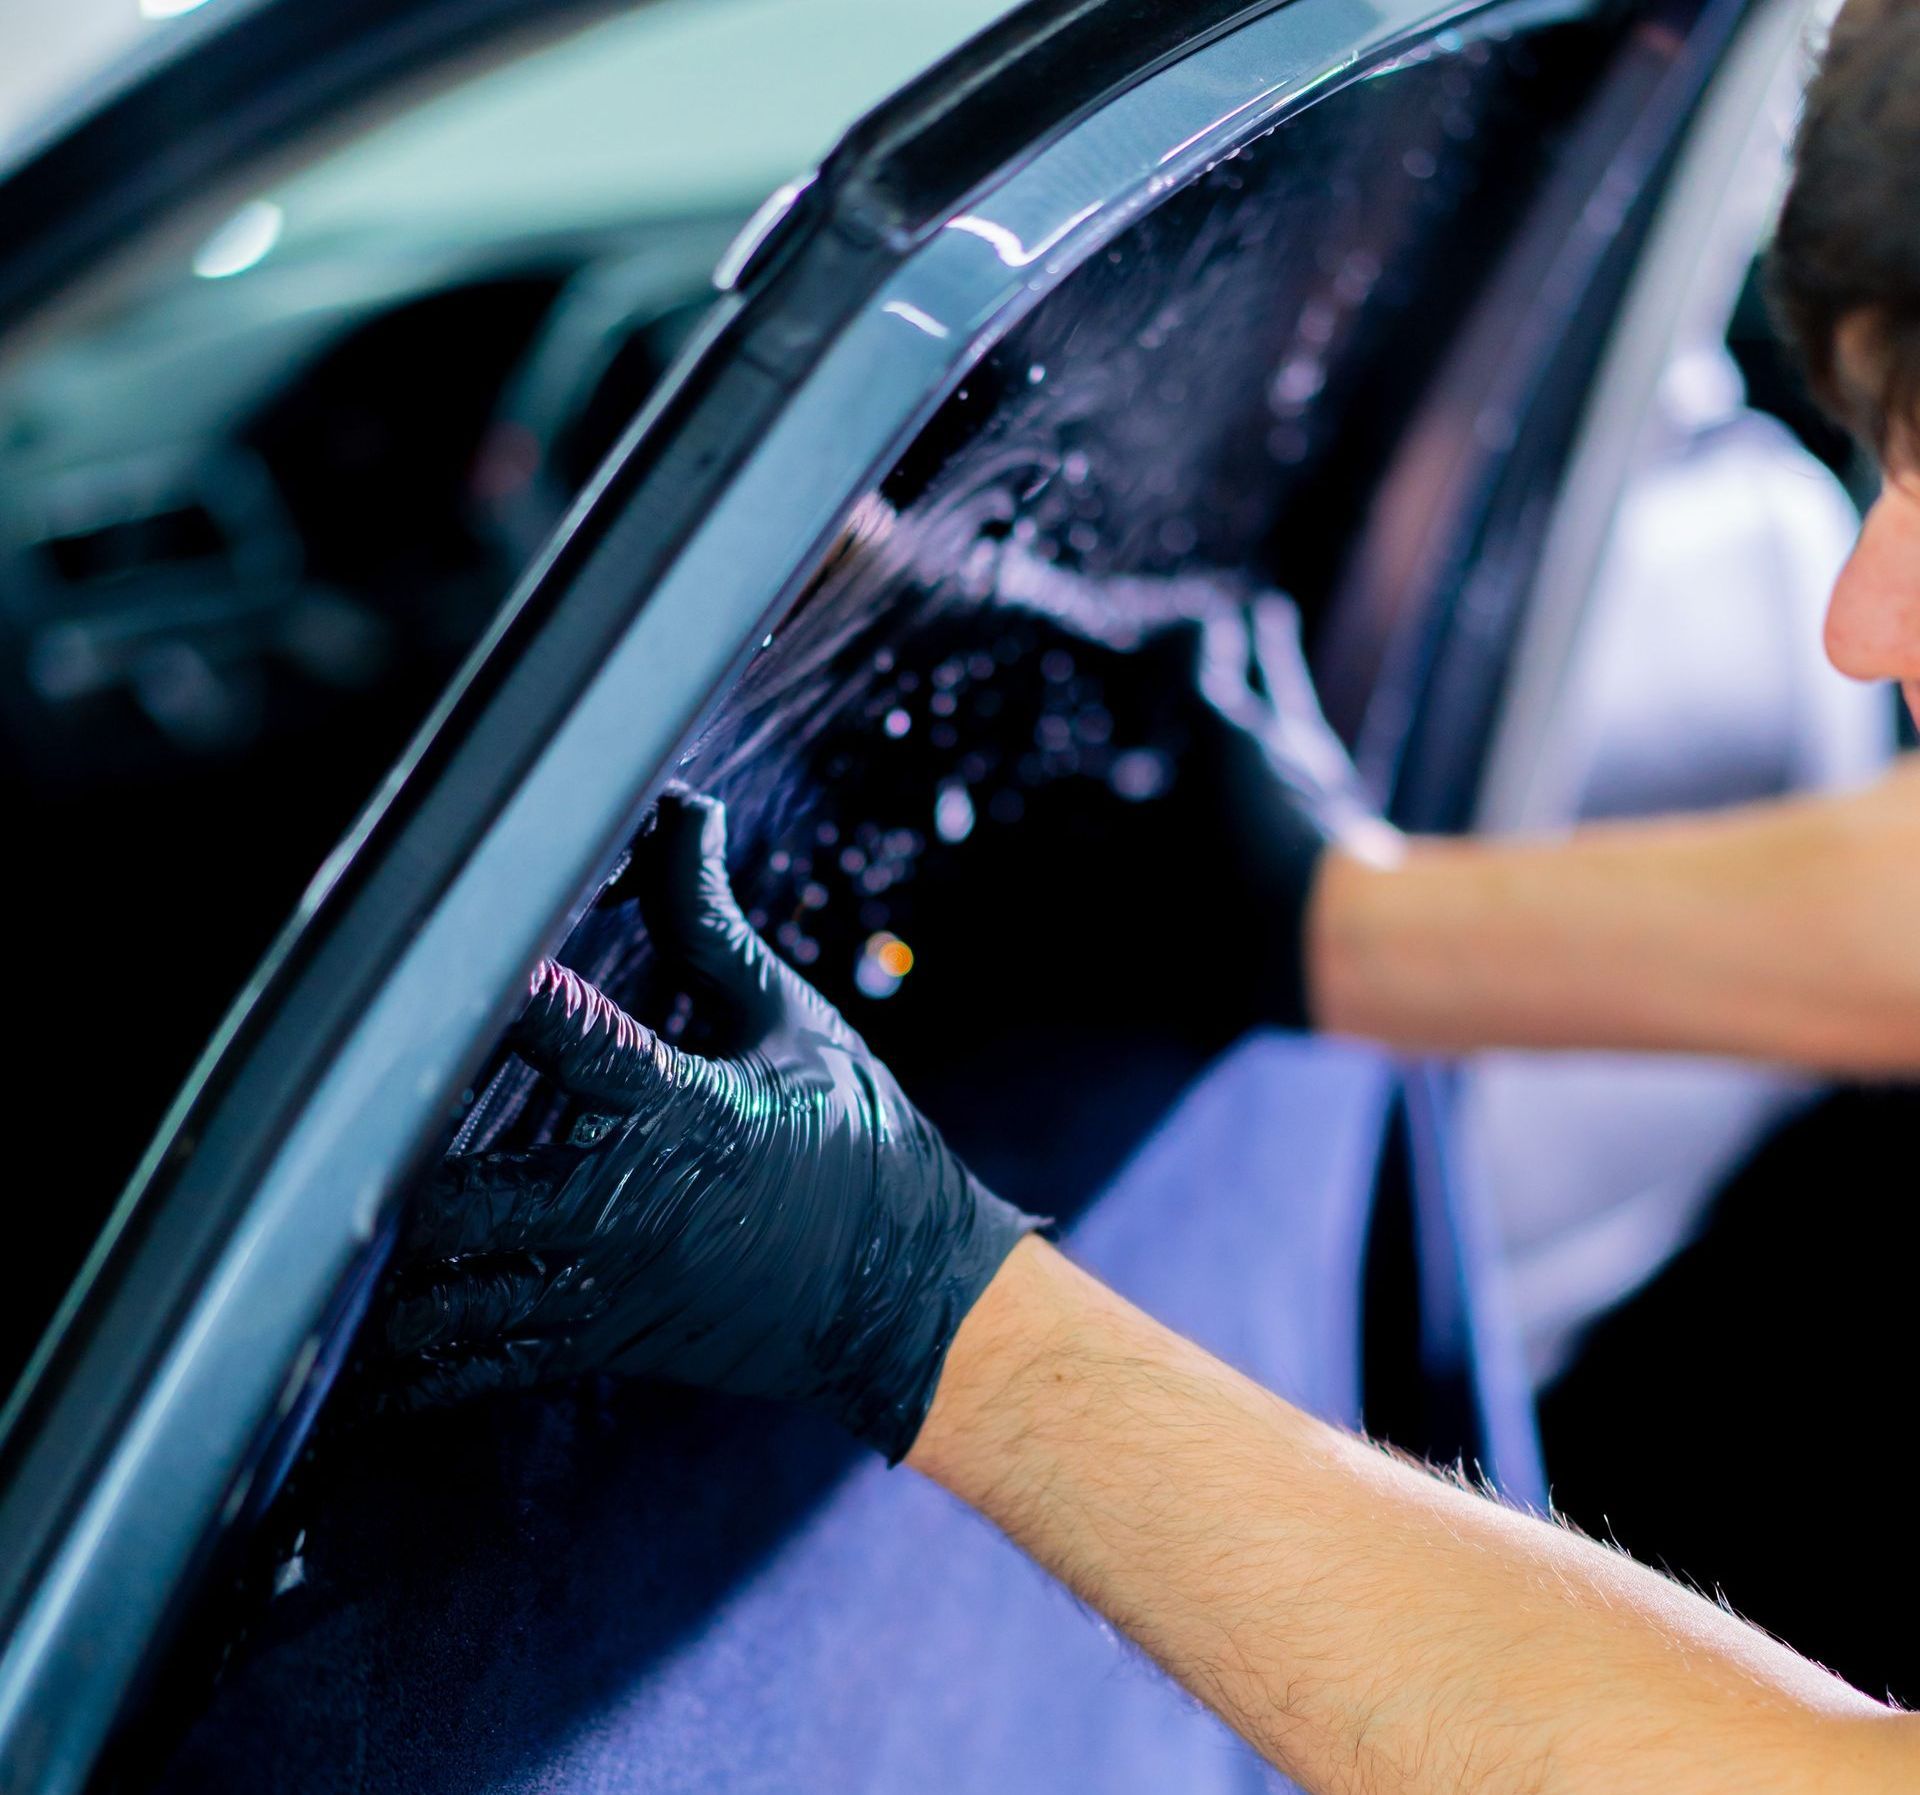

1141,595,1403,1028
993,544,1396,1029
380,789,1043,1462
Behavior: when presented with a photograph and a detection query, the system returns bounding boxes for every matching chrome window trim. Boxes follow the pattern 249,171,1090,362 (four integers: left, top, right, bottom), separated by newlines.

0,2,1581,1786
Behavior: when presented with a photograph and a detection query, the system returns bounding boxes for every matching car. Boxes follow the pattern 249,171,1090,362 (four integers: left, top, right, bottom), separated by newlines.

0,0,1892,1790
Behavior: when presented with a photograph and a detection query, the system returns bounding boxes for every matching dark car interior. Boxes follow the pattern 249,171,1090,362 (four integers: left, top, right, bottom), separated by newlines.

0,0,1911,1790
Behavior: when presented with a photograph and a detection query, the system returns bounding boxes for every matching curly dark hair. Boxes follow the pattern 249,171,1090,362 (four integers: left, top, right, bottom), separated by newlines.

1769,0,1920,462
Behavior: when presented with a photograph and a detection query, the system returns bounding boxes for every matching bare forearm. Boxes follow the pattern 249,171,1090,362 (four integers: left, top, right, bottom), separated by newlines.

1311,765,1920,1072
910,1239,1912,1795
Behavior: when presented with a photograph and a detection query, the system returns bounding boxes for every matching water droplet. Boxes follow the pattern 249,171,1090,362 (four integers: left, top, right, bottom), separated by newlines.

1158,517,1198,557
884,708,912,738
1271,354,1326,412
1110,748,1173,802
935,780,976,844
1028,363,1047,385
1041,649,1074,684
800,882,829,909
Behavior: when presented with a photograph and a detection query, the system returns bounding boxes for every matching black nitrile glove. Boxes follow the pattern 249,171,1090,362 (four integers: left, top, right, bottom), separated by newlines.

1142,595,1401,1028
994,546,1396,1029
381,789,1042,1463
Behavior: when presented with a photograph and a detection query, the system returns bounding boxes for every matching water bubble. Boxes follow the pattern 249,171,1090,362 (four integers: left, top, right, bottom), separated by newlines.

884,707,912,738
1041,649,1075,684
800,882,829,909
816,821,839,846
1028,364,1047,385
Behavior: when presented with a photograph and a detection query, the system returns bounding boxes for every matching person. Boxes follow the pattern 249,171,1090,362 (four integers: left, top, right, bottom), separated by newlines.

381,6,1920,1791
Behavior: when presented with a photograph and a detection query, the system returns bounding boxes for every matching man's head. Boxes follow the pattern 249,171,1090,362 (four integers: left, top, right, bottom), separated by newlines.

1770,0,1920,726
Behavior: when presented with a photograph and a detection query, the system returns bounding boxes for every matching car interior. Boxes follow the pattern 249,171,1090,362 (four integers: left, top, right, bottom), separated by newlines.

0,0,1909,1790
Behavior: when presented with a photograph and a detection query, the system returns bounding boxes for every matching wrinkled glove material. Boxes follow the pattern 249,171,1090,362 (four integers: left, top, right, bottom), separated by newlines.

385,789,1041,1463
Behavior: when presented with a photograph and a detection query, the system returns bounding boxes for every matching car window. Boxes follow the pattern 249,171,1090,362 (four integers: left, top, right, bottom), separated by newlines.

128,13,1650,1787
0,0,1022,1405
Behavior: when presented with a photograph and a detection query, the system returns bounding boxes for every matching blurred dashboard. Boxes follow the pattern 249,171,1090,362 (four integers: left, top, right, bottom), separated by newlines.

0,209,739,784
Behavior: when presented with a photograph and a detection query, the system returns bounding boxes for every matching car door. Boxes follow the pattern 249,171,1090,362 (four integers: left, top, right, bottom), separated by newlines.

0,0,1796,1790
